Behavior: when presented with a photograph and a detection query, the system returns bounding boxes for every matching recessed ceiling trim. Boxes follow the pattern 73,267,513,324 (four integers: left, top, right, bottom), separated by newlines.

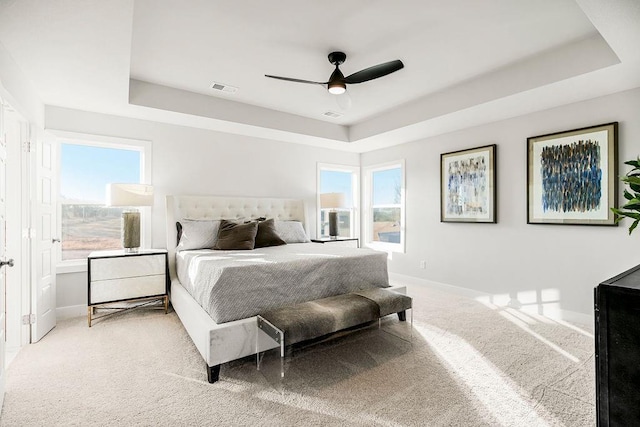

129,79,350,142
350,33,620,142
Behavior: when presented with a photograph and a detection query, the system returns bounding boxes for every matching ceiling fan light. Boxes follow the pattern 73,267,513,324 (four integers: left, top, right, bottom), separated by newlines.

328,82,346,95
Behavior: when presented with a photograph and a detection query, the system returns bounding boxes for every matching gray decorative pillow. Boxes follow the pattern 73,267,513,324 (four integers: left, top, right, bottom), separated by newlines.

274,220,310,243
214,220,259,250
254,218,286,248
176,219,221,251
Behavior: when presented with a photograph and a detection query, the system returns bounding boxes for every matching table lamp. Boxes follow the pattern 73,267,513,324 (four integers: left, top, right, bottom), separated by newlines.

106,183,154,253
320,192,346,239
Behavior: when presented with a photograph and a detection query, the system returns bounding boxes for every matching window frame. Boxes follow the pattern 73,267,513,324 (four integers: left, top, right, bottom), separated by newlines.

363,159,406,253
51,130,152,273
316,163,360,239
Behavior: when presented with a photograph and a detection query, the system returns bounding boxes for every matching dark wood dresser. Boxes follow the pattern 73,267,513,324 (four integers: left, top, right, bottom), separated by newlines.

595,263,640,426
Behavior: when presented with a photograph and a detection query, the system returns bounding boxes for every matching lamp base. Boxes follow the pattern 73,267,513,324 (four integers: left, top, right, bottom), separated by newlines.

122,210,141,252
329,211,339,239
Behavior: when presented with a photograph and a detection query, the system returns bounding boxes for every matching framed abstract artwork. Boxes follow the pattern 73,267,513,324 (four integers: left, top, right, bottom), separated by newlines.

441,144,496,223
527,122,618,225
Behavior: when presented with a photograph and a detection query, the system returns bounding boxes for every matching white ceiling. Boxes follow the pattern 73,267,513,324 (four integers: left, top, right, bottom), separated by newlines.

0,0,639,152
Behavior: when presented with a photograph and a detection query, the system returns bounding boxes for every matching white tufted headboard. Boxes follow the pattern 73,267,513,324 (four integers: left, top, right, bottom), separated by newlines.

165,195,308,279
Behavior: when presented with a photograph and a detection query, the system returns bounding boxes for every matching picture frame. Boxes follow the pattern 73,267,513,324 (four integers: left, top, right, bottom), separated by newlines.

441,144,496,223
527,122,618,226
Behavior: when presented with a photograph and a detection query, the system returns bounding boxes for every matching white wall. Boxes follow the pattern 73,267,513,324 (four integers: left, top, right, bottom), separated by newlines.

46,106,359,312
361,87,640,319
44,87,640,317
0,42,44,126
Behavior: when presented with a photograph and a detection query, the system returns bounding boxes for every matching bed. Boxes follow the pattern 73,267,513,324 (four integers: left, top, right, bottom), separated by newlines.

165,195,406,383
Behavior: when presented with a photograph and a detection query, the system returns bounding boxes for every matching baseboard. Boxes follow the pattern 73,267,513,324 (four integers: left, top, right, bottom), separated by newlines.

56,305,86,320
390,273,490,299
389,272,593,326
557,310,593,327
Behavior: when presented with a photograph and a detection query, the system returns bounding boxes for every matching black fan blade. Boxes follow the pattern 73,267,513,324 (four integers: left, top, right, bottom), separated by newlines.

264,75,327,86
344,59,404,84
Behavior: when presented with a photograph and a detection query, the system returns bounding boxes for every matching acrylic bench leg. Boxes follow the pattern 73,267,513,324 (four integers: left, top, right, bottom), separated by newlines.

207,364,221,383
397,310,407,322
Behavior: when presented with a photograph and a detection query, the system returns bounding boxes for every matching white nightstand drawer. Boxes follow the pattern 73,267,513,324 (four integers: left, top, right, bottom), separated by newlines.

87,250,169,326
90,253,165,281
91,274,166,304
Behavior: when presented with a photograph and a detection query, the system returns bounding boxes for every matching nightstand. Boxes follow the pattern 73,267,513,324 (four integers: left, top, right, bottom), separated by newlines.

311,237,359,248
87,249,169,327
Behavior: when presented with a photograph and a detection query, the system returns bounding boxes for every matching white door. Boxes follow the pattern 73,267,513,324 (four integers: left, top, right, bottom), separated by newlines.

4,105,30,359
0,96,10,412
30,127,56,342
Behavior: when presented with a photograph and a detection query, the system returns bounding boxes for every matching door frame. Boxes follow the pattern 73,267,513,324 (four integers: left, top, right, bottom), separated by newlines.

3,102,31,356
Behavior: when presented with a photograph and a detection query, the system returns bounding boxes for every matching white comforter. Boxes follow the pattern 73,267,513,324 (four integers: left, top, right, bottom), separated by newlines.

176,243,389,323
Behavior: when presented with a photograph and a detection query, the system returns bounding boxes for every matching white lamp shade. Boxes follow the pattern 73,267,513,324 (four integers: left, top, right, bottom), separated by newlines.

320,192,347,209
328,84,346,95
106,183,154,207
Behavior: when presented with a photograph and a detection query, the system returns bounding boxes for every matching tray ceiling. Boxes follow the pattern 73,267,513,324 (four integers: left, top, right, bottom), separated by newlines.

0,0,639,152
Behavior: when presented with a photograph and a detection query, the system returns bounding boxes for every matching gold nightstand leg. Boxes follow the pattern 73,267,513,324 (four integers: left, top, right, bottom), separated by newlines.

164,296,169,314
87,306,92,327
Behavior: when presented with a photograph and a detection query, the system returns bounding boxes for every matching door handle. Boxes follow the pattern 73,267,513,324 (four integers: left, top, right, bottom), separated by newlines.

0,259,14,268
52,238,61,244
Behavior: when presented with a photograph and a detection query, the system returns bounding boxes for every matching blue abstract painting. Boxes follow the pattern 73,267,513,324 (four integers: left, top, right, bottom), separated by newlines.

528,122,617,225
540,140,602,213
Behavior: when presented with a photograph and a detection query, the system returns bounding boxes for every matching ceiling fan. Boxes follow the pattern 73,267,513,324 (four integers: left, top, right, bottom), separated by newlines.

265,51,404,95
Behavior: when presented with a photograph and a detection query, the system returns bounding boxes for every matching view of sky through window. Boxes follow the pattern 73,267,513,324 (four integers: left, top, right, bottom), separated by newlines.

373,168,402,205
321,168,400,206
60,143,140,203
320,170,353,206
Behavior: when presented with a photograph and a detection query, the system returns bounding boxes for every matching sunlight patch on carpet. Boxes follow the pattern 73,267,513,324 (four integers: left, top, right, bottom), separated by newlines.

415,322,560,427
498,311,580,363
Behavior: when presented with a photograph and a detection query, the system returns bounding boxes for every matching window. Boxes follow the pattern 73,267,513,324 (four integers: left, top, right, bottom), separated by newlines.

364,160,405,252
317,163,359,238
55,132,151,267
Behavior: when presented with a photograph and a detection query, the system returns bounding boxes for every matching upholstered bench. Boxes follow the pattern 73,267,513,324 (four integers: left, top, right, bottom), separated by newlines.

256,288,412,356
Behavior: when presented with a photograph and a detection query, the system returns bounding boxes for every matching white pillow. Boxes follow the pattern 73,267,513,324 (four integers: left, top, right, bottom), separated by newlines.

177,219,221,251
274,220,310,243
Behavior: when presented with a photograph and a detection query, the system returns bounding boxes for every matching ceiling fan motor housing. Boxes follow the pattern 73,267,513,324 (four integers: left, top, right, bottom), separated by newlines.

327,52,347,94
328,51,346,66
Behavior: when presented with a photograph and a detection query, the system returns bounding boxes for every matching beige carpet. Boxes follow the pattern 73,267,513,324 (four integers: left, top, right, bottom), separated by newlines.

0,284,595,426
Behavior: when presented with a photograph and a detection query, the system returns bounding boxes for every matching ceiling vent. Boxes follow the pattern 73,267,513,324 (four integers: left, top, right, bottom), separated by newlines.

210,82,238,94
322,111,343,119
